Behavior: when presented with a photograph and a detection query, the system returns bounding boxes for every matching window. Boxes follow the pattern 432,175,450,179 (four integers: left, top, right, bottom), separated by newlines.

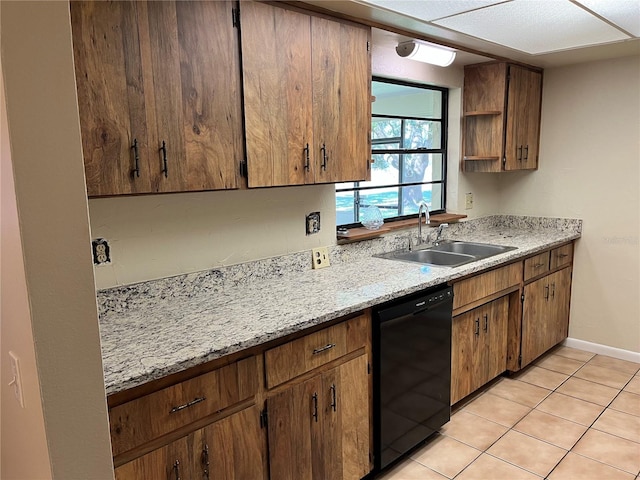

336,78,447,227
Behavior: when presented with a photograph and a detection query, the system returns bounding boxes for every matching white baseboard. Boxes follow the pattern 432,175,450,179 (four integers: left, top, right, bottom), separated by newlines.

563,338,640,364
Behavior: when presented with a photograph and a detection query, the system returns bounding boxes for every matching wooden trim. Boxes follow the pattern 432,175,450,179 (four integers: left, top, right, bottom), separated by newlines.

452,285,520,317
464,111,502,116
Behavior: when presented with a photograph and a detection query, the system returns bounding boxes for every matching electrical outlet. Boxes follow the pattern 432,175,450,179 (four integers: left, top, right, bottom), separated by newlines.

465,193,474,210
9,351,25,408
306,212,321,235
92,238,111,265
311,247,330,269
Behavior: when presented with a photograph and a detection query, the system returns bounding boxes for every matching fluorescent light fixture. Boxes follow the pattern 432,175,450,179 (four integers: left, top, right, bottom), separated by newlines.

396,40,456,66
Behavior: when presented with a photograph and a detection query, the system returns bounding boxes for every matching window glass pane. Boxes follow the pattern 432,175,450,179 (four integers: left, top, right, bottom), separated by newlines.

372,117,401,140
401,153,444,184
400,183,443,216
336,190,356,225
372,81,442,118
359,188,400,220
359,153,399,189
403,120,442,149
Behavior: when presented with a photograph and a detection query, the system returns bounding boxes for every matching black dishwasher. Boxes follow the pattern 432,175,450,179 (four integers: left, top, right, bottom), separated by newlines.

373,285,453,472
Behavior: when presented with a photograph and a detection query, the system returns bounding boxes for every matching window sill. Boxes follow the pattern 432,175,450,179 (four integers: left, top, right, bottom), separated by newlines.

337,213,467,244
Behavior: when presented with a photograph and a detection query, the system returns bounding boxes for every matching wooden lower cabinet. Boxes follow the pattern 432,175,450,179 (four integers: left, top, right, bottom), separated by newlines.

451,296,508,404
521,267,572,367
115,405,266,480
267,354,370,480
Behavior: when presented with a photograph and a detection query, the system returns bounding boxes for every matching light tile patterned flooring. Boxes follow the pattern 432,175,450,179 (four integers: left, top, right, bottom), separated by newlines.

378,346,640,480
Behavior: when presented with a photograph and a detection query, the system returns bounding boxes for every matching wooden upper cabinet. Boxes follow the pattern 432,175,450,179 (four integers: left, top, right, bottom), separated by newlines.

240,1,371,187
71,1,243,196
462,62,542,173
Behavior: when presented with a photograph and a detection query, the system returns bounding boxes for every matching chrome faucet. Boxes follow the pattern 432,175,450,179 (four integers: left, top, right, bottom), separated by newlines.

417,202,430,245
434,223,449,245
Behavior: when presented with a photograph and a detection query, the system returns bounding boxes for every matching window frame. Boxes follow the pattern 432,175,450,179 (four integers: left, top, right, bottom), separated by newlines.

336,76,448,229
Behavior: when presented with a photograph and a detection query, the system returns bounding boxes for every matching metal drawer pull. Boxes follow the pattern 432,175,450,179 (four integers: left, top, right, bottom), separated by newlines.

330,384,337,412
173,460,181,480
544,285,550,300
533,262,546,268
202,444,210,480
551,283,556,299
160,140,168,177
312,393,319,422
474,319,480,336
131,138,140,178
557,253,569,258
304,143,310,172
312,343,336,355
483,314,488,332
169,396,206,414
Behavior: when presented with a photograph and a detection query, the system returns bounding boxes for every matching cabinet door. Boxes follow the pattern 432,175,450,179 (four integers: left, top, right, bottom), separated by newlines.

485,297,509,382
312,17,371,184
321,355,370,480
547,268,572,348
521,275,551,366
505,65,541,171
267,377,318,480
240,1,315,187
144,1,242,193
200,406,267,480
115,432,195,480
451,308,483,404
71,1,154,196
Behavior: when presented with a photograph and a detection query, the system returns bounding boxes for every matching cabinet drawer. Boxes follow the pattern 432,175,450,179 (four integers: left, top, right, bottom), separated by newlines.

524,251,550,281
265,313,369,388
453,262,522,310
550,243,573,270
110,356,258,457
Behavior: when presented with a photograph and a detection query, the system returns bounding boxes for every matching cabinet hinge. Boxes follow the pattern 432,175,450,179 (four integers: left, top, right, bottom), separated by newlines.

503,157,507,166
367,159,370,170
367,362,371,374
367,41,371,52
518,354,522,366
521,293,525,303
232,7,240,28
260,408,268,429
240,161,248,178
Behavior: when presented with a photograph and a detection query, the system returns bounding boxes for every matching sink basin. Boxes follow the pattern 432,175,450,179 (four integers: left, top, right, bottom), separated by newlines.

375,240,516,267
430,241,516,257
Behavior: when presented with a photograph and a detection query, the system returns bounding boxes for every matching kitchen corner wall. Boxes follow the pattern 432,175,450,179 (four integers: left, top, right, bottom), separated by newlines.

496,55,640,353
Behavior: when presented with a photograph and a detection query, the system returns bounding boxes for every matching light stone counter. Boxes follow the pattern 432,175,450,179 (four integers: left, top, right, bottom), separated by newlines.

97,215,581,395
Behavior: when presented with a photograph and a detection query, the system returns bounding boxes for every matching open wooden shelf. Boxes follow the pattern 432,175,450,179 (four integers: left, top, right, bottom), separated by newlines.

463,110,502,116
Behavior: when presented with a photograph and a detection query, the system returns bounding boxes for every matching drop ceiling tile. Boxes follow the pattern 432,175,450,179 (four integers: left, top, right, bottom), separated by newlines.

359,0,505,22
575,0,640,37
433,0,630,54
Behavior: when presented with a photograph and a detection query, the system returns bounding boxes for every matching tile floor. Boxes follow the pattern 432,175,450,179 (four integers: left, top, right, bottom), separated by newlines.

378,346,640,479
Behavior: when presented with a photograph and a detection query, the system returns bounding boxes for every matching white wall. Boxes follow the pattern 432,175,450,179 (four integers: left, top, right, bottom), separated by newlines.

1,57,52,480
1,2,114,478
498,55,640,352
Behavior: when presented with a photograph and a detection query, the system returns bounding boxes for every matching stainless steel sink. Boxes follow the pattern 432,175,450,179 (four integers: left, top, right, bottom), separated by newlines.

375,241,516,267
430,241,516,257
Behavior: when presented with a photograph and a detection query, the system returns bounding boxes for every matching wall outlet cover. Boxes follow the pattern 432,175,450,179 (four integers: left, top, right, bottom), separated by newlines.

311,246,330,269
306,212,321,235
465,193,474,210
92,238,111,265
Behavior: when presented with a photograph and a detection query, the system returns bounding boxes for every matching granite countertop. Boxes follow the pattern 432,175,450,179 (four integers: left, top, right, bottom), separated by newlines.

97,215,582,395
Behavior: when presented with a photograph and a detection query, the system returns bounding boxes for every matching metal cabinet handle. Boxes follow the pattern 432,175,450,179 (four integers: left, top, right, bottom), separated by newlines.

320,143,328,171
312,393,318,422
169,396,206,414
474,318,480,336
330,384,337,412
312,343,335,355
551,282,556,299
557,253,569,258
131,138,140,178
202,444,210,480
544,285,550,301
483,314,488,333
304,143,310,172
173,460,181,480
517,145,523,161
533,262,546,269
524,145,529,160
160,140,168,177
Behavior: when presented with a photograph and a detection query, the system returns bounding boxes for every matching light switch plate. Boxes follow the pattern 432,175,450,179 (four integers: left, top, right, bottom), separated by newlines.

465,193,474,210
311,247,330,269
